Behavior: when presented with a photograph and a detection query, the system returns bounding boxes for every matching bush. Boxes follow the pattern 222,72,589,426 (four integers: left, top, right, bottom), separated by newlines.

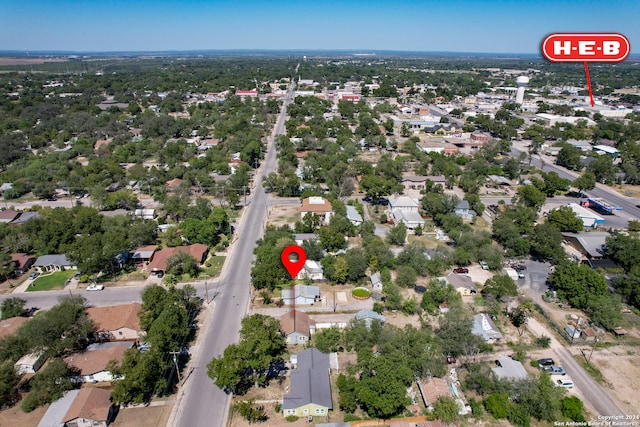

536,335,551,348
260,290,272,305
285,415,299,422
483,393,510,419
561,396,585,422
343,414,361,422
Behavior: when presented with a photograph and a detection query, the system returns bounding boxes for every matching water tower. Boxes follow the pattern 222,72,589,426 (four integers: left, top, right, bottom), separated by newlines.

515,76,529,105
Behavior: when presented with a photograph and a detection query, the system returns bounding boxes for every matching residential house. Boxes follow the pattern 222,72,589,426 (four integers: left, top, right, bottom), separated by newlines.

345,205,363,226
63,387,118,427
354,310,385,328
441,274,477,296
15,351,47,375
370,272,383,292
64,344,129,383
281,284,320,306
417,377,452,407
388,195,425,229
297,260,324,281
561,232,609,259
492,355,528,381
283,348,332,418
10,211,40,225
280,310,316,345
87,303,143,341
454,200,476,220
0,316,30,339
10,253,36,275
472,313,503,343
0,210,20,223
148,244,209,273
33,254,74,272
300,197,334,225
130,245,157,265
401,175,429,192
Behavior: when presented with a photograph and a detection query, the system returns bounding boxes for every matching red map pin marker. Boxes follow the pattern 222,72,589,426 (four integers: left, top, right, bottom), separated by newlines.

281,245,307,279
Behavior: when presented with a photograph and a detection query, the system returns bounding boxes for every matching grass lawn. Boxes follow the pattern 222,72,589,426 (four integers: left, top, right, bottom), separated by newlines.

200,256,226,278
27,270,75,292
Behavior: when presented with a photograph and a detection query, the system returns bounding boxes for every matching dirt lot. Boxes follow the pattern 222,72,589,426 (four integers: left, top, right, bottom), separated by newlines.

573,345,640,415
111,402,173,427
0,403,48,427
268,203,300,228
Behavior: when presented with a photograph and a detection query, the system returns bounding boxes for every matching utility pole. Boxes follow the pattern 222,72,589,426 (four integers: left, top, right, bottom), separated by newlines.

588,337,599,362
204,275,209,304
169,351,182,383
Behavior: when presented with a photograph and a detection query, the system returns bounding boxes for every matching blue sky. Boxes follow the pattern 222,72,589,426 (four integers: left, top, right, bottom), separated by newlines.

0,0,637,54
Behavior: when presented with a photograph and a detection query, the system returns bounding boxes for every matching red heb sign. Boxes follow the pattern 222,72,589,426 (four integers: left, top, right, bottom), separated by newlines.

542,33,630,62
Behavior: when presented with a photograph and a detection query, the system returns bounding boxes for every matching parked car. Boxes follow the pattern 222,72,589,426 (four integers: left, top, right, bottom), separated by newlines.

28,272,40,280
538,358,555,368
137,342,151,352
479,261,489,270
86,283,104,291
453,267,469,274
554,376,574,388
446,355,457,364
157,271,165,278
518,270,525,279
543,365,567,375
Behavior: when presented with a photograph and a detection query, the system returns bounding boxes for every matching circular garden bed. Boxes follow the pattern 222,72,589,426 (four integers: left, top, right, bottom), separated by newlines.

352,287,371,300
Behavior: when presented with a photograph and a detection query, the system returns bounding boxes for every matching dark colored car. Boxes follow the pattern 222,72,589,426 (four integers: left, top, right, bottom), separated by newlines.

453,267,469,274
538,358,555,367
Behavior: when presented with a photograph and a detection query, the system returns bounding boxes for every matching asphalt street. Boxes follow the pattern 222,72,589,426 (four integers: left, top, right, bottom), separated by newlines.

511,141,640,225
167,79,296,427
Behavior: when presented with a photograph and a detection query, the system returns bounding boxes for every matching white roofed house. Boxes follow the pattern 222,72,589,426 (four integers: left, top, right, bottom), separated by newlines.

300,196,334,225
296,260,324,281
133,208,156,220
388,194,424,229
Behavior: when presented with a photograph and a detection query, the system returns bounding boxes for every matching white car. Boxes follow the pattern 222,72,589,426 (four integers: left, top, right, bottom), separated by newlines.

479,261,489,270
86,284,104,291
554,376,574,389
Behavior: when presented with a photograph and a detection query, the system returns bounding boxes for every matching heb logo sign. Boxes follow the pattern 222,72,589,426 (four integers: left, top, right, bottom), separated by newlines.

542,33,630,62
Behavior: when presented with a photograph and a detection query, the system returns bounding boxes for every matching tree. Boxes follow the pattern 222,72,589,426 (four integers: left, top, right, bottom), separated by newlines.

482,275,518,301
0,360,20,409
587,155,616,184
432,396,459,423
605,234,640,273
318,225,348,252
395,265,417,288
345,248,368,282
530,222,564,264
436,307,483,358
556,145,583,171
21,358,74,412
0,297,28,318
547,262,608,310
509,306,528,336
546,206,583,232
386,222,407,246
207,314,285,394
166,251,201,278
515,185,546,211
111,348,165,404
541,172,571,197
234,399,267,423
483,393,510,419
572,172,596,195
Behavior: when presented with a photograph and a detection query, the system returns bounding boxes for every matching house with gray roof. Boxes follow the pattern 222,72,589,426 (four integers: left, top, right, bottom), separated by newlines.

454,200,476,220
370,272,383,291
355,310,386,328
561,231,609,259
33,254,74,272
346,205,363,226
281,284,320,306
283,348,332,419
472,313,503,343
492,355,528,381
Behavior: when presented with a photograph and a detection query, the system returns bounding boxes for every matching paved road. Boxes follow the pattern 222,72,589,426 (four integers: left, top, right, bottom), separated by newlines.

167,78,296,427
511,141,640,225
